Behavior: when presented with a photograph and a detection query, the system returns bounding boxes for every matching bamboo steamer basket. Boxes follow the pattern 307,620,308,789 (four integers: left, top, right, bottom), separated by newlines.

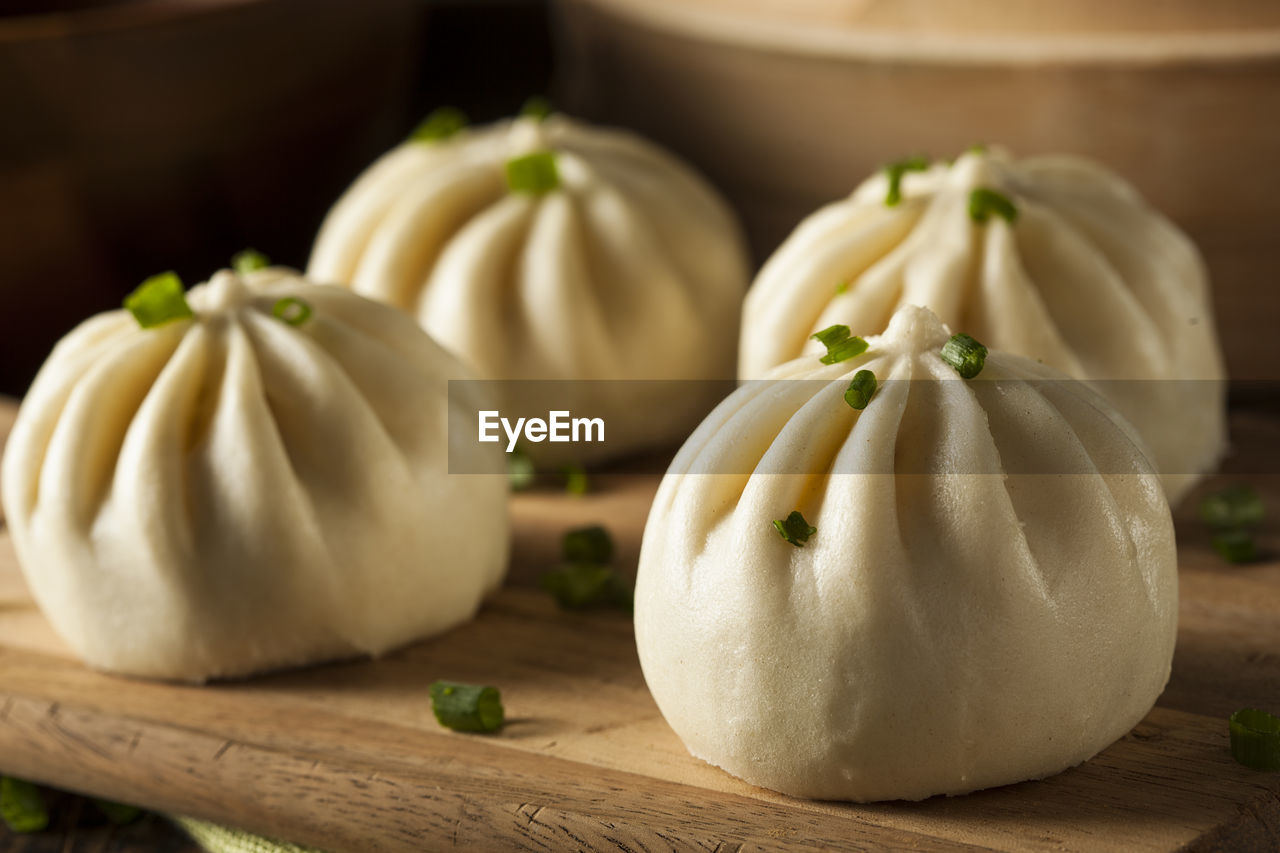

554,0,1280,381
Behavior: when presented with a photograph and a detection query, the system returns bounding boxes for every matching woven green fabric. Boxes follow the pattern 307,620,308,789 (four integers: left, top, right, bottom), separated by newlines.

174,816,327,853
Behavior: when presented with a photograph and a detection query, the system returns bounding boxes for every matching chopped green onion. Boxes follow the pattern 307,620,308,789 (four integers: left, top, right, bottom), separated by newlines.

845,369,877,410
231,248,269,274
563,524,613,564
811,325,869,365
969,188,1019,224
773,510,816,548
0,778,48,834
410,107,469,143
124,271,193,329
967,143,988,155
835,280,851,295
508,448,536,491
271,297,312,327
429,681,504,733
1212,528,1257,564
941,332,988,379
543,524,627,611
506,151,560,195
521,95,553,121
883,155,930,206
94,799,142,825
562,462,588,496
540,563,632,612
1200,485,1264,529
1229,708,1280,771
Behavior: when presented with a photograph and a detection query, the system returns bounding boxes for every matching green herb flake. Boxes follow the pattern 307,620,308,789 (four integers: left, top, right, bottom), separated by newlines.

941,332,988,379
562,462,588,496
540,563,632,612
1229,708,1280,771
773,510,816,548
429,681,504,733
883,155,930,206
968,187,1018,224
272,297,312,327
542,523,629,612
231,248,270,274
845,369,877,410
521,95,553,121
563,524,613,564
508,448,536,491
94,799,142,825
835,280,851,295
1200,485,1264,529
0,778,48,834
506,151,560,195
123,271,193,329
410,107,469,143
811,325,869,366
1212,528,1258,564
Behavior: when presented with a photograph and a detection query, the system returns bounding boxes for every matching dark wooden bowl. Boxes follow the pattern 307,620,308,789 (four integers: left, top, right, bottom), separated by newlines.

556,0,1280,382
0,0,424,394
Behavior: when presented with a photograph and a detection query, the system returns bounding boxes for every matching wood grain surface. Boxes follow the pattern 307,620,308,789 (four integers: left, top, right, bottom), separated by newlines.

0,398,1278,852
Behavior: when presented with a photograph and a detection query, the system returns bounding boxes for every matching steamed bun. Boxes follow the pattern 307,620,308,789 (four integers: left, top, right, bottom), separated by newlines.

638,305,1177,801
308,110,750,460
740,146,1226,503
1,266,508,681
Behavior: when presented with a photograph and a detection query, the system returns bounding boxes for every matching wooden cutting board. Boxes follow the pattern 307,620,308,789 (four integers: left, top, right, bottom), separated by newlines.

0,397,1278,852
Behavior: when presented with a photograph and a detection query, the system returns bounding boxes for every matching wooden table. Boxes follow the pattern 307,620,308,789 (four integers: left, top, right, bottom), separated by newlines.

0,399,1277,852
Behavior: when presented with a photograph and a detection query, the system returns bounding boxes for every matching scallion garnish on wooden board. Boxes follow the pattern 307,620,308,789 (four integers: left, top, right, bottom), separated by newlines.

506,453,588,494
508,448,536,491
561,462,589,496
540,524,632,612
563,524,613,564
540,563,632,611
1200,484,1264,564
1229,708,1280,771
429,681,504,733
1212,529,1256,564
1200,485,1264,529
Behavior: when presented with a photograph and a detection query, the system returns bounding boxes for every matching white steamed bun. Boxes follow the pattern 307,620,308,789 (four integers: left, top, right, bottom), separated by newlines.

740,146,1226,503
638,304,1177,801
308,110,750,460
1,266,508,681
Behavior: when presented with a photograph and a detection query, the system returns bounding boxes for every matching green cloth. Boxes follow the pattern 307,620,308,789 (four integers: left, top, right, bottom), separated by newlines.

174,816,327,853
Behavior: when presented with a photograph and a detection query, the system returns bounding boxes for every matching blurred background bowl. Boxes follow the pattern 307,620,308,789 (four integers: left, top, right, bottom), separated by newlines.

0,0,423,392
0,0,557,396
554,0,1280,381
